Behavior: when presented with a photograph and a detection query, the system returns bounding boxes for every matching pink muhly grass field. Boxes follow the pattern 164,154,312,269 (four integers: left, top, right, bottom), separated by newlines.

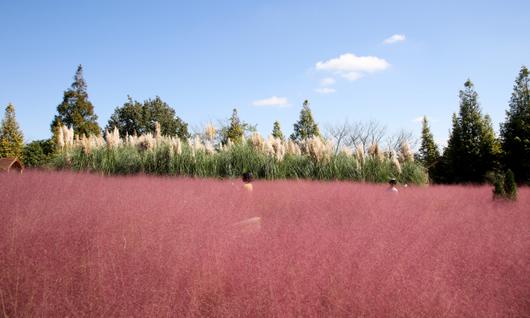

1,171,529,317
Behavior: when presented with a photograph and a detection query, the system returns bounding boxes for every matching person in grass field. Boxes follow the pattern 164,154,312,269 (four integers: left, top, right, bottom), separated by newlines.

232,171,261,234
387,177,399,193
242,172,253,192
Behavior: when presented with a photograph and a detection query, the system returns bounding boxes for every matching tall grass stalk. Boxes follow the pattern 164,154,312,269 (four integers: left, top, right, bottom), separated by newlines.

51,124,428,184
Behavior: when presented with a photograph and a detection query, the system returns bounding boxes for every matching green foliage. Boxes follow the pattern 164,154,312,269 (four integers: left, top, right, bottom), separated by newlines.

504,169,517,200
272,120,284,140
0,103,24,159
443,80,498,183
51,65,101,137
418,116,440,181
492,173,506,199
106,96,189,139
23,139,54,167
51,141,428,184
500,66,530,184
492,169,517,201
221,109,246,144
290,100,320,143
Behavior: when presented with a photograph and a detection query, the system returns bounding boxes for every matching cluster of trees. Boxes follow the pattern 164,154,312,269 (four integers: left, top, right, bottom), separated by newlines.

416,67,530,185
1,64,529,185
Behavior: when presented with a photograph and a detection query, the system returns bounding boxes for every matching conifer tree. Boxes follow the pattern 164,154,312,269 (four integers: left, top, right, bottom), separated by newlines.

438,114,461,183
443,80,497,183
290,100,320,143
51,65,100,136
271,120,284,140
500,66,530,184
0,103,24,159
223,108,244,144
481,114,502,171
418,116,440,179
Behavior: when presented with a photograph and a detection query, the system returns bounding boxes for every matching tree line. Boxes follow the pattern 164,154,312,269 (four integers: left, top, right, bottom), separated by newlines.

1,65,529,185
417,68,529,185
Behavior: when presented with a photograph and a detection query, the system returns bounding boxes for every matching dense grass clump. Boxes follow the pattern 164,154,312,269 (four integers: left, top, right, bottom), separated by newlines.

50,125,428,184
1,171,529,317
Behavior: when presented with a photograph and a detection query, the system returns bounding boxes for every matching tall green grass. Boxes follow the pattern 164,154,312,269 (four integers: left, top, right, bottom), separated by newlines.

51,141,428,184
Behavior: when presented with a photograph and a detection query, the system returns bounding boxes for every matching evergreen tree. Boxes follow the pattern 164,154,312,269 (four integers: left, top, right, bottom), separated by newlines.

290,100,320,143
106,96,189,138
271,120,284,140
438,114,461,183
418,116,440,179
443,80,497,183
481,114,502,172
500,66,530,184
51,65,101,136
222,108,244,144
0,103,24,159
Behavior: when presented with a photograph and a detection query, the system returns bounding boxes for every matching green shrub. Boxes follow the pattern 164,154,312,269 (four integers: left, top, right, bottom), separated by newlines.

492,169,517,201
22,139,55,168
504,169,517,200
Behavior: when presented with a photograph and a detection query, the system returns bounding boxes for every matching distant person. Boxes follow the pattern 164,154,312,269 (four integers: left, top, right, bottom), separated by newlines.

233,172,261,234
387,178,398,193
242,172,253,192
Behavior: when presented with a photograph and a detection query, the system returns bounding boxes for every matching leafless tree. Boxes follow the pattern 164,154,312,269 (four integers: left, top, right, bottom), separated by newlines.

325,120,351,155
326,119,388,152
342,120,387,148
385,129,419,152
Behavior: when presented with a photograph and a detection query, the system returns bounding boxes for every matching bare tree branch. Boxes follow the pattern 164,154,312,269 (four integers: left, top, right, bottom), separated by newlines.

325,120,351,155
385,129,419,152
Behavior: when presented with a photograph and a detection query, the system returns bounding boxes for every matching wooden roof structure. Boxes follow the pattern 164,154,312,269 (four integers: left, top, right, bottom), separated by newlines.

0,157,23,173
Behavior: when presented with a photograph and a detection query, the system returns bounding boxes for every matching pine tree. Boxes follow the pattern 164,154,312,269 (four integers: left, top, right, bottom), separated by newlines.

290,100,320,143
0,103,24,159
481,114,502,172
441,113,462,182
418,116,440,180
500,66,530,184
443,80,497,183
51,65,101,136
271,120,284,140
223,108,244,144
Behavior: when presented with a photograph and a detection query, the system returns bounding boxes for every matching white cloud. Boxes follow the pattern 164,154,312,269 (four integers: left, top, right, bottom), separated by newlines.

315,53,390,81
320,77,336,86
342,72,364,81
383,34,406,44
413,116,425,123
315,87,337,94
252,96,290,107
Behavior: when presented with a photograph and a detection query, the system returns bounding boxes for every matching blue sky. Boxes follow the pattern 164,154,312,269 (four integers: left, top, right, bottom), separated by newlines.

1,0,529,146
